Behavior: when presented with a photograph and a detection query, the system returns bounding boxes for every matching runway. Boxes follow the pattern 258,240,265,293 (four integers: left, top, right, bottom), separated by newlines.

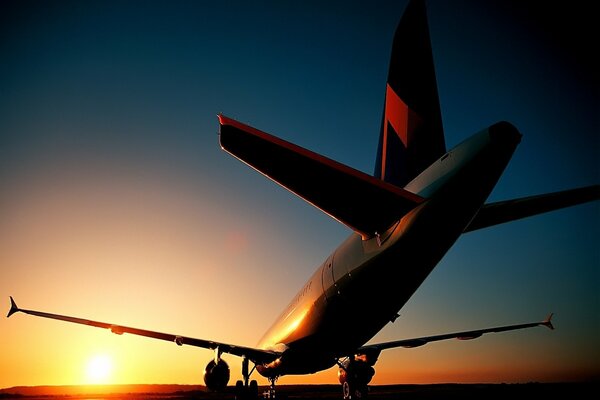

0,383,592,399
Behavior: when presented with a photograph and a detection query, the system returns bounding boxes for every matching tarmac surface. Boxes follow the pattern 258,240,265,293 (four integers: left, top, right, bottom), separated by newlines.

0,383,594,399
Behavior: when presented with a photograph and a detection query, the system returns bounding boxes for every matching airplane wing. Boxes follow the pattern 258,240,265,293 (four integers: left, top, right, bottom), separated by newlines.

218,115,425,239
6,297,279,365
464,185,600,232
357,314,553,354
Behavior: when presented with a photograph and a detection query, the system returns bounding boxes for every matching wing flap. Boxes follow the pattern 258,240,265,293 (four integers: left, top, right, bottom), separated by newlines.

218,115,424,238
465,185,600,232
7,297,279,364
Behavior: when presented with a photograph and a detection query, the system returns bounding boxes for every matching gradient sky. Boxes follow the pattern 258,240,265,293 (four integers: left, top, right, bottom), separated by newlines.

1,0,598,389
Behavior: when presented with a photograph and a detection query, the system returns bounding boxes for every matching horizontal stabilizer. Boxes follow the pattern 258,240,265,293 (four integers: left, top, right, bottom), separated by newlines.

219,115,424,238
465,185,600,232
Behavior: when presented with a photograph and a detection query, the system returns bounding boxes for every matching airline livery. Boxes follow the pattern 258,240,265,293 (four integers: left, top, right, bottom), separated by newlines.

7,1,599,399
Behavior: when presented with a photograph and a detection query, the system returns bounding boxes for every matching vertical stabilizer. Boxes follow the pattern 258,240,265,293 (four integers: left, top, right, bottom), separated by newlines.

374,0,445,188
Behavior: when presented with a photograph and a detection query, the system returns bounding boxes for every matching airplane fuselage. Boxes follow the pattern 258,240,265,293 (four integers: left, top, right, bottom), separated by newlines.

255,122,522,377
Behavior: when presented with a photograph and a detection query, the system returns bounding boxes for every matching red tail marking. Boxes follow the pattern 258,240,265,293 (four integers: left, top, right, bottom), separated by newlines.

382,84,408,180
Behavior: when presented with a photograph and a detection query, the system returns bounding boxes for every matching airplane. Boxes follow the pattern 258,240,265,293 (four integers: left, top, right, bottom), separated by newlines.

7,0,599,399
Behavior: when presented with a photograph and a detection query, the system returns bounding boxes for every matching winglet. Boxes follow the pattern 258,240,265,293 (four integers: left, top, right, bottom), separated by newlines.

7,296,20,318
542,313,554,330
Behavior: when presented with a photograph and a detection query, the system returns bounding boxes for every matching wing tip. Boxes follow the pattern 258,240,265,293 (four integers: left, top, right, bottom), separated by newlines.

217,113,236,127
542,313,554,330
7,296,20,318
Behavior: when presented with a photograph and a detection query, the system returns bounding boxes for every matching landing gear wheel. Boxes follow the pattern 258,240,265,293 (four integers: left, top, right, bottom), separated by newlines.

249,380,258,398
235,380,258,400
342,378,369,399
234,380,244,400
235,356,259,400
355,385,368,399
342,381,368,399
343,381,351,399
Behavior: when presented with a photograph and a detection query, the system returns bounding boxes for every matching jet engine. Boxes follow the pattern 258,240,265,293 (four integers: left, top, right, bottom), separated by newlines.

203,359,230,391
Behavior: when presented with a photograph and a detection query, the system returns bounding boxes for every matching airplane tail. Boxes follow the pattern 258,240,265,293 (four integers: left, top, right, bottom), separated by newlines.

374,0,446,188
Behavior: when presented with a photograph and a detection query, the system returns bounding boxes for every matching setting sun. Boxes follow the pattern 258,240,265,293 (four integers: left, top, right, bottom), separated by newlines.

85,355,113,384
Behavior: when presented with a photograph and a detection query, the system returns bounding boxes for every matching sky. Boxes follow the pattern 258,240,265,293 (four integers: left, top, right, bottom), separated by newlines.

1,0,598,389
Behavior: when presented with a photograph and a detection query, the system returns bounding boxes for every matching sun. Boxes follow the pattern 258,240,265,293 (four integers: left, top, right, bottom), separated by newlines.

85,354,113,384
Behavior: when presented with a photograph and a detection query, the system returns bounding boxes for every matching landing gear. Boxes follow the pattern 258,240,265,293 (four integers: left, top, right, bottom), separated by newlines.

235,356,259,400
342,380,368,399
235,379,258,400
264,377,277,399
338,357,375,399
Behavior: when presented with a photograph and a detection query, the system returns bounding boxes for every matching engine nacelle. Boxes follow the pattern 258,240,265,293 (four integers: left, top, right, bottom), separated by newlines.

203,359,230,391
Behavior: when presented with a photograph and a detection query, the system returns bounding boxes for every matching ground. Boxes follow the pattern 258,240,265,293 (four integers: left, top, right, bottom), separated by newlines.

0,383,594,399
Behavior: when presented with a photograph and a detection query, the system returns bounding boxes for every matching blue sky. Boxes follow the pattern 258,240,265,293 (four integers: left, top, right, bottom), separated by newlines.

1,0,598,386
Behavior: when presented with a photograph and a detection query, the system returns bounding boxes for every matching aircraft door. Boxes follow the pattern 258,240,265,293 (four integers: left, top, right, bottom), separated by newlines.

321,255,335,299
332,253,349,284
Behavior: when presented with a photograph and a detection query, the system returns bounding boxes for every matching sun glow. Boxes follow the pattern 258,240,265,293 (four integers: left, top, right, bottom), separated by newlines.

85,354,113,384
